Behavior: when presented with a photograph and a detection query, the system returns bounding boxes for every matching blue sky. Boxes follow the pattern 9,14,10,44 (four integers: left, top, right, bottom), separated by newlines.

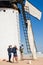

20,0,43,53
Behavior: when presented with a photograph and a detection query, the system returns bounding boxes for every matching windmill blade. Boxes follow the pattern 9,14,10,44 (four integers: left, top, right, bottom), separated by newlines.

24,1,42,20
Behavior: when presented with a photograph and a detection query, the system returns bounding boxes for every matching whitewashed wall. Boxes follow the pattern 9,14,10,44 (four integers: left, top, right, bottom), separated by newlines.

0,8,20,60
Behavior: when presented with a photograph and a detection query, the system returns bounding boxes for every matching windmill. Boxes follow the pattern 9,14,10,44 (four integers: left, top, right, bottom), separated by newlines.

0,0,41,60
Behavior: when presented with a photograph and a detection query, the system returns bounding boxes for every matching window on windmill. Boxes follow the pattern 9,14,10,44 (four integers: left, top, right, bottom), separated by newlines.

13,11,14,13
3,10,6,12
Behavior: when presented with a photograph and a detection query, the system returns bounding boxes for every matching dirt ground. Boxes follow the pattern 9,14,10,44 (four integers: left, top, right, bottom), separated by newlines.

0,57,43,65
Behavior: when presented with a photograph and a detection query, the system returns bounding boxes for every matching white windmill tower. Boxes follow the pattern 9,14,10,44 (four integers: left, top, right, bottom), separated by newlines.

0,0,41,60
0,0,21,60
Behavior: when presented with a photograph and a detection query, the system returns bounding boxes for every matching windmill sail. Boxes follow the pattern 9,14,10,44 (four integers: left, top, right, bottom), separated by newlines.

24,1,42,20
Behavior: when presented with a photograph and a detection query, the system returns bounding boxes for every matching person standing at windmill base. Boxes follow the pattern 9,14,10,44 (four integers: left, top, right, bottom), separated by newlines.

12,45,18,63
7,45,12,62
20,44,24,60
